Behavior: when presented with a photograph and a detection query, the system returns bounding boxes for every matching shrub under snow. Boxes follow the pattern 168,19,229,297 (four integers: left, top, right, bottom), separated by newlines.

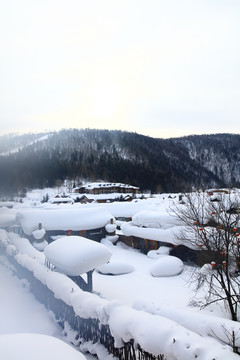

96,261,135,275
150,256,184,277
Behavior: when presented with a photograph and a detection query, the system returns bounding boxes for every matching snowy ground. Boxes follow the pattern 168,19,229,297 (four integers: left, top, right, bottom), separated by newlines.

0,257,93,359
0,257,61,336
93,241,193,308
1,188,240,359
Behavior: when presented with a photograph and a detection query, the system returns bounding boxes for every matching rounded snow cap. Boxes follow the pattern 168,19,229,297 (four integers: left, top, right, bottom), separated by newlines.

44,236,112,276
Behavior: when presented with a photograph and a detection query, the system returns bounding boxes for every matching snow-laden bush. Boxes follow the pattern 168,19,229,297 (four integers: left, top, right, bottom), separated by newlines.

150,256,184,277
96,261,135,275
147,246,170,259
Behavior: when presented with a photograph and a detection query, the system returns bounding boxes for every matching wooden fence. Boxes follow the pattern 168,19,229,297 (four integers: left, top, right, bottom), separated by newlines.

0,245,165,360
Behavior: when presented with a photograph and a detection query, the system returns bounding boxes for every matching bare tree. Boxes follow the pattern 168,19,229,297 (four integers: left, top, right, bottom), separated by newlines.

172,190,240,322
55,179,63,194
65,177,75,194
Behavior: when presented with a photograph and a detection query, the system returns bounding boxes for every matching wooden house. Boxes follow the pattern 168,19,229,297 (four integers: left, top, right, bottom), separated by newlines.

49,196,73,205
16,207,116,244
74,182,139,195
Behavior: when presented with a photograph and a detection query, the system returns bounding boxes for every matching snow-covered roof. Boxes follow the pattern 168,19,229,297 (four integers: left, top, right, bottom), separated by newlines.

32,227,46,240
16,207,114,235
49,197,73,204
100,201,152,218
44,236,112,275
120,209,183,246
132,210,181,229
121,221,182,246
75,181,139,190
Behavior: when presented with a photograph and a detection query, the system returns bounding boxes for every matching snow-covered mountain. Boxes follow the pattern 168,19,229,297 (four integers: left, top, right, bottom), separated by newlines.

171,134,240,186
0,129,239,196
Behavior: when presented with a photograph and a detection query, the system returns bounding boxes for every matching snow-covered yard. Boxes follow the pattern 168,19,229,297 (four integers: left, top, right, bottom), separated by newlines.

0,258,92,359
1,188,240,359
93,240,192,308
0,257,61,336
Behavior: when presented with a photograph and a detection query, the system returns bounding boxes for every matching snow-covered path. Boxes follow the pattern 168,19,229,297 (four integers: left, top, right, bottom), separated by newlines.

0,256,94,359
0,256,61,336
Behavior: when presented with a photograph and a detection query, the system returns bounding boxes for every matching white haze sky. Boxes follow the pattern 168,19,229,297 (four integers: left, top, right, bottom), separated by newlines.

0,0,240,139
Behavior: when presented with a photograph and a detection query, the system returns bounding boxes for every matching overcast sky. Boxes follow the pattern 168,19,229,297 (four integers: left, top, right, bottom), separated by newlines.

0,0,239,139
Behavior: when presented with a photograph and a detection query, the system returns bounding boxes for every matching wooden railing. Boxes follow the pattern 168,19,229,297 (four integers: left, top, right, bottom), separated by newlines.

0,244,165,360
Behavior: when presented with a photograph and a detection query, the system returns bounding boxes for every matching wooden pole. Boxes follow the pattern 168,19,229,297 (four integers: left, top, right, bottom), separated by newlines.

87,270,93,292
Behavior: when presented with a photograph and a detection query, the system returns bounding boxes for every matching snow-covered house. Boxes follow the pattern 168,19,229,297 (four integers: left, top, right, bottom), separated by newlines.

49,195,73,205
15,207,116,244
73,193,135,204
74,182,139,195
73,195,93,204
120,210,182,253
120,209,230,266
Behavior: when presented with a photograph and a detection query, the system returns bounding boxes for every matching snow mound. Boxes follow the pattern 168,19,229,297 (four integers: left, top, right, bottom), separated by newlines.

103,235,119,244
150,256,183,277
133,300,240,350
32,227,46,240
44,236,112,276
33,239,48,251
0,333,86,360
96,261,135,275
147,246,170,259
132,210,180,229
8,233,45,263
0,208,16,228
200,263,213,275
105,223,117,233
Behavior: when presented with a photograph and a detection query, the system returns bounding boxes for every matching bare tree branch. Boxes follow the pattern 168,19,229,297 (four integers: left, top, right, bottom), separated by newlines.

171,190,240,322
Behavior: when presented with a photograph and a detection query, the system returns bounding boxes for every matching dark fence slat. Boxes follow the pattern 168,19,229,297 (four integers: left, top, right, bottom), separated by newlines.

0,245,165,360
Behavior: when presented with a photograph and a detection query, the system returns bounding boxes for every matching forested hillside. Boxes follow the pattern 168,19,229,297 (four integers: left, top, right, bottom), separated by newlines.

171,134,240,186
0,129,239,197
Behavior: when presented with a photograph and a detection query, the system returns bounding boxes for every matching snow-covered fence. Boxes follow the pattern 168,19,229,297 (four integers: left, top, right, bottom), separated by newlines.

1,254,164,360
0,230,239,360
0,230,165,360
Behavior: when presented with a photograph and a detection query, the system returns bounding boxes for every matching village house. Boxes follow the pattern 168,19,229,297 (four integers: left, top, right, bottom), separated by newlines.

15,207,116,244
49,195,73,205
73,182,139,195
